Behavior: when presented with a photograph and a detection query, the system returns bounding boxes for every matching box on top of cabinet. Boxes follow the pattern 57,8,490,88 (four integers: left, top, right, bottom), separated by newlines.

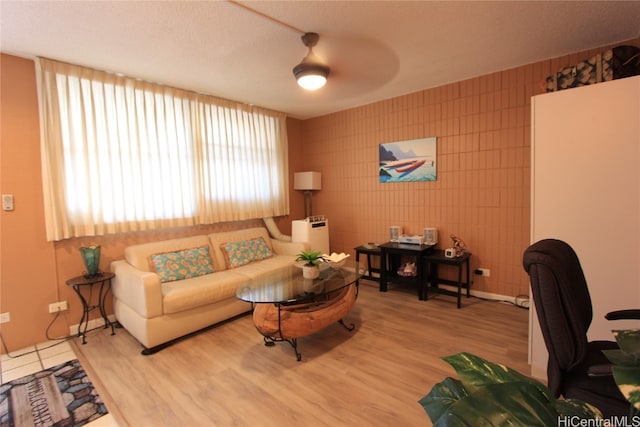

543,45,640,93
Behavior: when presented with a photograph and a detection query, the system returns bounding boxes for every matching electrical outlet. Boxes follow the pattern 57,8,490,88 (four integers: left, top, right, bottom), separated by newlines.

477,268,491,277
0,312,10,323
48,301,68,313
2,194,14,211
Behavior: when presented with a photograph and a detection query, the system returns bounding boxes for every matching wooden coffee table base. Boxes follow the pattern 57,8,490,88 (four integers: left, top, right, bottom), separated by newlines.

252,283,357,360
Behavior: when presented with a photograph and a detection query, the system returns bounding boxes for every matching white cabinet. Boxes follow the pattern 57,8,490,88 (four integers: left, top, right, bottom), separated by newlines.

529,76,640,379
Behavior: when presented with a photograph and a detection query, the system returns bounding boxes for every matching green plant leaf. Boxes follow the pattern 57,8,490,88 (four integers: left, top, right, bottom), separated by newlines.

419,377,469,422
442,352,551,398
603,348,639,367
418,353,601,426
612,366,640,410
295,250,325,265
426,381,559,427
613,330,640,358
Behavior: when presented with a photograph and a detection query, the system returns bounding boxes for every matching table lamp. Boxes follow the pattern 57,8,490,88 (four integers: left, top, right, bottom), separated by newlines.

294,171,321,218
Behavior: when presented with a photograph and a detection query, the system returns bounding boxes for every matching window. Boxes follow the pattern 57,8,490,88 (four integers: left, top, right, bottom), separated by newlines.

37,58,289,241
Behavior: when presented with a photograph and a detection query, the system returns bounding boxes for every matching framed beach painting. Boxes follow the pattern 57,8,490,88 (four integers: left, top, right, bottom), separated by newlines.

379,137,437,183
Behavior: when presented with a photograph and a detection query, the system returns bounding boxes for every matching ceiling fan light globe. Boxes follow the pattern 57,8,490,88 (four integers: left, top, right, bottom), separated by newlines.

293,61,330,90
297,74,327,90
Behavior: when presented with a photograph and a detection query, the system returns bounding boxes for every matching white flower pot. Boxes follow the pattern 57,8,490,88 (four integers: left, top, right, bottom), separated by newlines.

302,265,320,279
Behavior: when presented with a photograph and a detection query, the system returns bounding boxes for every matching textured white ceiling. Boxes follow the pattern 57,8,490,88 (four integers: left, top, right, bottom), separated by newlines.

2,1,640,119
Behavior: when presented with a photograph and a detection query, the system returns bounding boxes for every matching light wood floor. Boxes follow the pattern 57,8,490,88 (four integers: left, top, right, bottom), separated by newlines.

72,281,530,427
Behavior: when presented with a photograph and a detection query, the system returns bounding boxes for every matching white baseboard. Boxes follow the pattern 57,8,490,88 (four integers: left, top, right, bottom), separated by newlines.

359,273,530,309
69,314,117,337
436,283,530,308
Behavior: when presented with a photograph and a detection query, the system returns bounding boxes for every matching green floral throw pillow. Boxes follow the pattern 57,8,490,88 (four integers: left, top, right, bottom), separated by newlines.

221,237,274,269
150,246,215,283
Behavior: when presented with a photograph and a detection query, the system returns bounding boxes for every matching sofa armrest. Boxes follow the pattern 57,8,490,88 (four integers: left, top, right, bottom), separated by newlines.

110,260,163,319
271,239,308,256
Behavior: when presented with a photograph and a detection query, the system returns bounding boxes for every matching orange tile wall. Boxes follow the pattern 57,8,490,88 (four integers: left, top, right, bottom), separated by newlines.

2,37,638,351
294,37,640,299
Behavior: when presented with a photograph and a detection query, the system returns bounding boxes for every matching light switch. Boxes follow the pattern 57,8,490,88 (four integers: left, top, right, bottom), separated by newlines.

2,194,14,211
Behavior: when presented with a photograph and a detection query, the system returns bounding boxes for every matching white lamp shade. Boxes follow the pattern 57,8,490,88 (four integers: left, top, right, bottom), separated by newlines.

294,172,321,190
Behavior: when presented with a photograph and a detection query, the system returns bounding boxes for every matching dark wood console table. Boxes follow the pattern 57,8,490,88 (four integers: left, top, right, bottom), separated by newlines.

379,242,435,300
354,244,381,282
378,242,472,308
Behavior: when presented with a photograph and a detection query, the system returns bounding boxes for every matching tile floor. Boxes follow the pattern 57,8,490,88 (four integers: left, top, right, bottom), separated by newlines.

1,339,119,427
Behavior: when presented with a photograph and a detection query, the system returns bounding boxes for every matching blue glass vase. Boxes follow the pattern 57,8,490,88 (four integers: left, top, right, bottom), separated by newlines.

80,245,101,278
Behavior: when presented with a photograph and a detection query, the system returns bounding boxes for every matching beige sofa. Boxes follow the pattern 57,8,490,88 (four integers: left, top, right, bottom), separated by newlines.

110,227,306,354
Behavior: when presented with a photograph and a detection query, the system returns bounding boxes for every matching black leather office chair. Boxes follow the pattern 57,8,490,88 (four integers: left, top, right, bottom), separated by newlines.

523,238,639,418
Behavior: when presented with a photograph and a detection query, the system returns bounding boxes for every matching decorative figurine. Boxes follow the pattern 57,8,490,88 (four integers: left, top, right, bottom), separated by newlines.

450,234,467,257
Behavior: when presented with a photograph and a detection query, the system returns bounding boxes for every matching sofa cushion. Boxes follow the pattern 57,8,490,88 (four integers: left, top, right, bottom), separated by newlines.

220,237,274,269
208,228,274,271
228,254,299,280
150,246,215,283
162,270,248,314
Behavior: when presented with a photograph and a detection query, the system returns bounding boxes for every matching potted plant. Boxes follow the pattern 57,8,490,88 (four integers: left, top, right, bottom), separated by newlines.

295,250,325,279
420,352,600,426
604,329,640,416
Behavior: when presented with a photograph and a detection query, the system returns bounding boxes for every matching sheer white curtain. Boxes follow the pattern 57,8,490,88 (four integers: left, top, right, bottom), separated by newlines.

195,100,289,223
36,58,289,241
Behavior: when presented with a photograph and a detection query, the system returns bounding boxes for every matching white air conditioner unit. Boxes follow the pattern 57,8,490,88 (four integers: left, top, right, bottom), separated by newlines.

292,217,329,254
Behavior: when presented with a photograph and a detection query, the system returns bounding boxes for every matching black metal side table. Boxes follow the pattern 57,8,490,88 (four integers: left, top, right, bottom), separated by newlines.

66,272,116,344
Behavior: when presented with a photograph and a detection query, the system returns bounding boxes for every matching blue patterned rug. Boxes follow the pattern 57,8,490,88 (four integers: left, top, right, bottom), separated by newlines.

0,359,108,427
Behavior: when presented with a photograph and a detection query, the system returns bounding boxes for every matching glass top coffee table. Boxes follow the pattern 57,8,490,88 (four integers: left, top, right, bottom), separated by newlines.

236,260,361,361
